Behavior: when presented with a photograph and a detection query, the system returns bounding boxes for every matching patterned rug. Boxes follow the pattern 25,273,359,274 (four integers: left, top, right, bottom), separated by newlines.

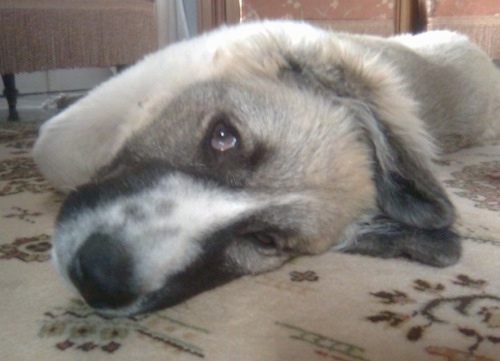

0,120,499,361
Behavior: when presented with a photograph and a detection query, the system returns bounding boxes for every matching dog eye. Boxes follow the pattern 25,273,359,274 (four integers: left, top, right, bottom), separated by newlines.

249,232,283,256
254,233,277,248
211,122,238,152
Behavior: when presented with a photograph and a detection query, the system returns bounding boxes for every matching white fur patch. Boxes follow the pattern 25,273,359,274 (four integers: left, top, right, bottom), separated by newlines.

51,169,314,317
52,172,265,294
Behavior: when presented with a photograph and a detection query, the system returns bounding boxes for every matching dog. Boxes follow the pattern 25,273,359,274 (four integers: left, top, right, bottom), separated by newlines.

33,21,500,316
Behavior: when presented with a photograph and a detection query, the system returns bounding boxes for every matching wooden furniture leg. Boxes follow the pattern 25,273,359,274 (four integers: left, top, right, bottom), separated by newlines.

2,73,20,121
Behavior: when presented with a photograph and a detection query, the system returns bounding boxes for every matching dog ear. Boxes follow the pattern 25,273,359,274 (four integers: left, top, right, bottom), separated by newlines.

344,104,460,267
257,33,460,265
279,54,455,230
354,105,456,230
340,213,461,267
341,103,461,267
279,55,460,266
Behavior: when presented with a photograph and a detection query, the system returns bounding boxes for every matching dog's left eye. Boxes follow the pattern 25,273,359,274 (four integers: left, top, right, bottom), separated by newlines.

211,122,238,152
253,232,277,248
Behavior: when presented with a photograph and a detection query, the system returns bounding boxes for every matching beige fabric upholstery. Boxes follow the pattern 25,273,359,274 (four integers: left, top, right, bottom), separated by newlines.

0,0,157,74
241,0,397,36
421,0,500,58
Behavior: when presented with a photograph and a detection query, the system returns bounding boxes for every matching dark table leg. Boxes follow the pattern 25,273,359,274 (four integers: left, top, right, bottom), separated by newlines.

2,73,20,121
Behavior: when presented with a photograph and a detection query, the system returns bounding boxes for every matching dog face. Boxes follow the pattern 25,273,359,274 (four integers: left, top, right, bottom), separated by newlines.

52,75,460,316
47,23,465,316
52,78,378,315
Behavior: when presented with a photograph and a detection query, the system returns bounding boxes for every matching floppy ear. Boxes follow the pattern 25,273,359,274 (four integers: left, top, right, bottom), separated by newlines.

341,100,461,267
278,50,455,230
334,102,461,267
277,50,460,266
354,105,455,230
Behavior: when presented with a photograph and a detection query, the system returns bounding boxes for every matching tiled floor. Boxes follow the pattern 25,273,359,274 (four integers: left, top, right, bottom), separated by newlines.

0,93,58,123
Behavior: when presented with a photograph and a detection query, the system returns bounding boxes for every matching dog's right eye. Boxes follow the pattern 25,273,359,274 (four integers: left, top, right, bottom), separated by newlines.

253,232,277,248
249,232,280,256
210,122,238,152
235,218,296,256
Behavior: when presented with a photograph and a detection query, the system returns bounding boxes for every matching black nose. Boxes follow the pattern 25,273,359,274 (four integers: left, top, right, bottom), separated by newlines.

69,233,137,310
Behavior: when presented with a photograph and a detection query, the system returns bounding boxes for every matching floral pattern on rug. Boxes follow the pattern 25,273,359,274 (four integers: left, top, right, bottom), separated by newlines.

3,206,43,224
0,123,55,196
0,234,52,262
290,270,320,282
275,321,369,361
444,161,500,212
437,141,500,245
39,299,209,357
0,157,53,196
0,122,40,144
366,275,500,359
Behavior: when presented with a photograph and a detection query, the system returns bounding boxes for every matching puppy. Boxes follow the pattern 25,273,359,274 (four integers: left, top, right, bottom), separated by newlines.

33,21,500,316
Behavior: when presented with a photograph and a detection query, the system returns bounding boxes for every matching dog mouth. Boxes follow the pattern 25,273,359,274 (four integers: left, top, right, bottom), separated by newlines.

51,163,300,315
65,229,244,315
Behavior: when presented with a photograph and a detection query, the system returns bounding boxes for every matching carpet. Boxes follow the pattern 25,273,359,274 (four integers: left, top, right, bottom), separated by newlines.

0,119,499,361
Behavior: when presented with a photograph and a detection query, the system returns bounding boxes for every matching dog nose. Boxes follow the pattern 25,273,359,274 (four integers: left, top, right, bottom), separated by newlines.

69,233,137,310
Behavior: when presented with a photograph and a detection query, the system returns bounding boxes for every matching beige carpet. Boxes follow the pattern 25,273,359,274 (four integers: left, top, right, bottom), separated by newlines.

0,120,499,361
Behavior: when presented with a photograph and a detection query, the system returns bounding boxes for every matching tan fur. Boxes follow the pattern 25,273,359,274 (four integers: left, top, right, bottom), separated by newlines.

33,21,500,315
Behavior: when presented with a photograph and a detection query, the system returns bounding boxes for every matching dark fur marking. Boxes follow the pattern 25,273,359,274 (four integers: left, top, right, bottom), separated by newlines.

343,216,461,267
154,200,176,216
69,233,138,309
57,162,173,224
140,227,244,313
372,125,455,230
124,204,147,222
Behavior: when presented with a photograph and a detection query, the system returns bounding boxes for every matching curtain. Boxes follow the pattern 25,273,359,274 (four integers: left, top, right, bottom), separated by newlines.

155,0,192,48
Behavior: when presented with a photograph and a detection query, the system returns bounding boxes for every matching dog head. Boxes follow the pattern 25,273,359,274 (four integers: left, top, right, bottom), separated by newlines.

52,78,378,315
48,23,459,316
